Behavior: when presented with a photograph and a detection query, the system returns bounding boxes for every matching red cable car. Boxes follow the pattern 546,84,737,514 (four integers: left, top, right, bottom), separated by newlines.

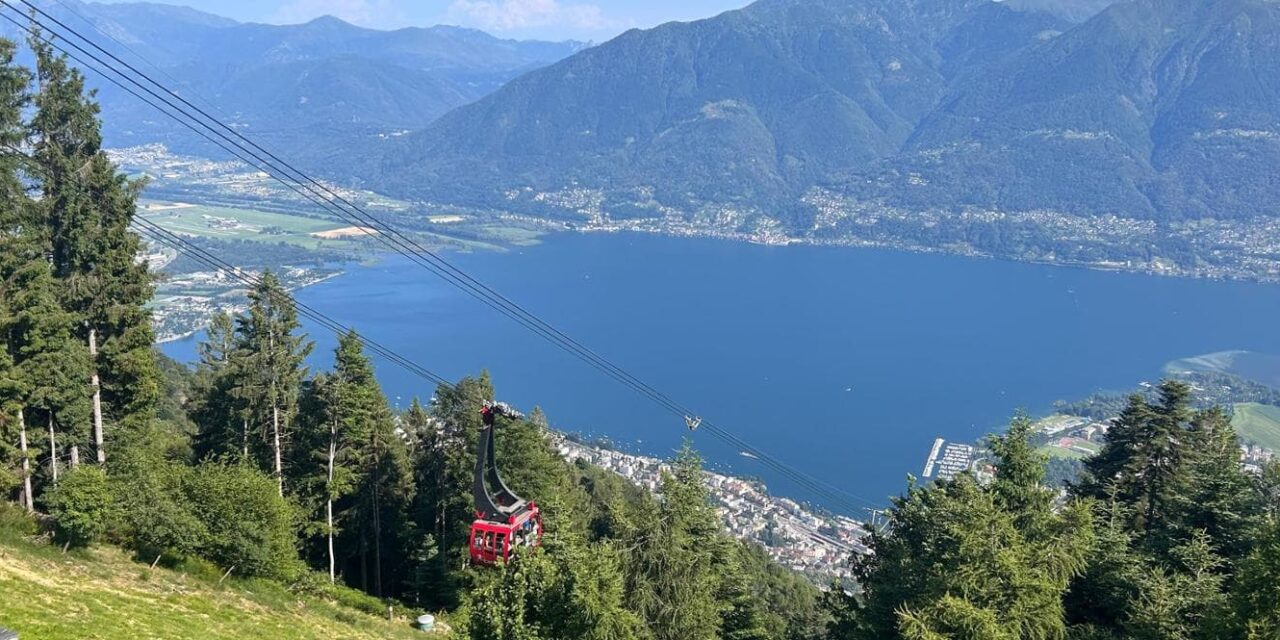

469,402,543,566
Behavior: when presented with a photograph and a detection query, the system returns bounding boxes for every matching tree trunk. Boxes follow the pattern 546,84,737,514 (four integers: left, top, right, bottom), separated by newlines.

269,330,283,497
48,412,58,483
19,408,33,513
272,404,283,497
89,328,105,463
327,420,337,584
70,445,79,467
372,431,383,597
242,418,249,460
360,536,368,592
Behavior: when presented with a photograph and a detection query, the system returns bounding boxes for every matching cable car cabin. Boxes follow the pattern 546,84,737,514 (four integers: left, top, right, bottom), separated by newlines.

469,402,544,566
469,503,542,565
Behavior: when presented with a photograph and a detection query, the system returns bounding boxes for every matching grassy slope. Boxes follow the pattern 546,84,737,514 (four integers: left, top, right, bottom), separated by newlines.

0,535,436,640
1232,403,1280,451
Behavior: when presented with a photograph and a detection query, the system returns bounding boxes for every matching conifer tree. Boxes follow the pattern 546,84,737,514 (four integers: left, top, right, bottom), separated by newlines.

234,271,311,495
988,412,1054,538
1229,519,1280,636
29,36,157,460
9,258,90,485
1180,406,1262,562
323,331,413,596
849,415,1094,640
410,374,492,608
0,37,33,510
624,441,724,640
1078,381,1194,550
718,556,772,640
190,311,250,461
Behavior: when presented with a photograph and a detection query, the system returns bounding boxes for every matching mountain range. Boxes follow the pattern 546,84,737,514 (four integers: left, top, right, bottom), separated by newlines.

362,0,1280,235
4,1,585,156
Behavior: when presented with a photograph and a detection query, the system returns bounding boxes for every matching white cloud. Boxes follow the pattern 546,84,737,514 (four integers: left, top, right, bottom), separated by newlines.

268,0,407,29
446,0,614,32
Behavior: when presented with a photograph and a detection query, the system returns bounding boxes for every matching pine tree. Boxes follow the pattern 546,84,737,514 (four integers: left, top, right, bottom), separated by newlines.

0,37,33,510
1180,407,1262,562
410,374,493,609
29,36,158,460
191,311,250,461
1078,381,1196,551
718,556,772,640
850,415,1094,640
323,331,413,596
403,396,448,604
1229,519,1280,636
234,271,311,495
9,258,90,486
988,411,1054,538
624,441,724,640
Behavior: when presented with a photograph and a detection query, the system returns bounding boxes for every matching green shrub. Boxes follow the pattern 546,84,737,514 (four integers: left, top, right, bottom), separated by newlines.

183,462,302,581
112,457,206,558
0,499,36,536
173,554,225,583
43,466,116,548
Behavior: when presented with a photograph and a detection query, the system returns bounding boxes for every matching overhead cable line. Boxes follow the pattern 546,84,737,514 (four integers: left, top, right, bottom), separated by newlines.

1,4,876,513
6,0,695,422
131,217,451,387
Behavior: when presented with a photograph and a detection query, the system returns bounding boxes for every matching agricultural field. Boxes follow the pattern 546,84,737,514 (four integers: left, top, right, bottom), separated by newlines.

1040,437,1101,460
138,201,368,250
1231,402,1280,451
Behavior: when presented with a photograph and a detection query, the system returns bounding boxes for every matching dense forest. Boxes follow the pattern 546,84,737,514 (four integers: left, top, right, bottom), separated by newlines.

4,34,1280,640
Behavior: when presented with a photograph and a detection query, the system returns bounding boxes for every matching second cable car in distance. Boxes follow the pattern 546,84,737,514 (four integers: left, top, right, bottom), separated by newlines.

469,401,543,566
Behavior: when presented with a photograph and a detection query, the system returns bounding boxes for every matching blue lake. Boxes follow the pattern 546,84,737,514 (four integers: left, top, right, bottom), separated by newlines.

162,233,1280,514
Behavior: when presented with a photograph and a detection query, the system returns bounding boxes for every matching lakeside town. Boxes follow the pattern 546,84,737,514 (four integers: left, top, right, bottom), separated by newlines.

921,372,1280,486
553,435,869,585
111,143,1280,287
149,265,340,343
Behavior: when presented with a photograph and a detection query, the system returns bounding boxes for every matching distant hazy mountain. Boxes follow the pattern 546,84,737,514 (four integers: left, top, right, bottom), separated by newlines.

366,0,1280,229
1003,0,1119,22
849,0,1280,220
371,0,1067,214
8,1,585,157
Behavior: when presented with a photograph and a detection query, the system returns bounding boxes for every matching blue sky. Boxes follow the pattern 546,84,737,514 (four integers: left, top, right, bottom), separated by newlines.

92,0,752,41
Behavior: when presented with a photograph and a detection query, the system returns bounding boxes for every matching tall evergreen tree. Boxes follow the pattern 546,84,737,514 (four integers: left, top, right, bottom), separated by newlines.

9,258,90,486
0,37,33,510
324,331,413,596
1180,407,1262,562
1067,382,1264,637
190,311,250,461
410,374,492,609
234,271,311,495
1077,381,1195,551
29,36,158,460
988,412,1054,538
623,441,725,640
847,415,1094,640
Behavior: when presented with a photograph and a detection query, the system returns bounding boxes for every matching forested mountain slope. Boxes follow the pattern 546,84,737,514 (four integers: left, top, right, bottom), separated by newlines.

369,0,1280,234
371,0,1068,216
4,0,583,160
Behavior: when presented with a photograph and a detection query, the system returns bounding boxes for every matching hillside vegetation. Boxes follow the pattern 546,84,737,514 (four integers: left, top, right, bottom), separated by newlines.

7,11,1280,640
370,0,1280,251
1232,403,1280,451
0,527,430,640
